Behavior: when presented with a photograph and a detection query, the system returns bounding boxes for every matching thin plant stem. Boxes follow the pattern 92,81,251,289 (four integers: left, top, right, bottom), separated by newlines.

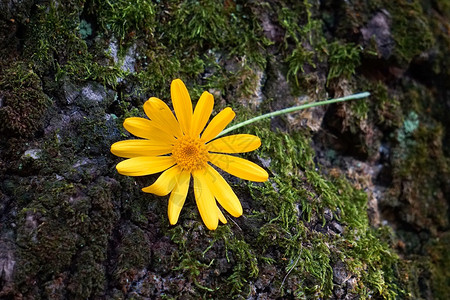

217,92,370,137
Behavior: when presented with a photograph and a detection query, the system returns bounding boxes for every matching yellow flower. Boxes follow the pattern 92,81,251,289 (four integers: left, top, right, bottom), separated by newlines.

111,79,268,230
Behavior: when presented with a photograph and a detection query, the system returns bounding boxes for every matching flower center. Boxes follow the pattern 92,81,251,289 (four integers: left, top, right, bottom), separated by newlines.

172,136,208,172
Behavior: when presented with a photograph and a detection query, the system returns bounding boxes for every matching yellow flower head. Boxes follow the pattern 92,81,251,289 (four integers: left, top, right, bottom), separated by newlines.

111,79,268,230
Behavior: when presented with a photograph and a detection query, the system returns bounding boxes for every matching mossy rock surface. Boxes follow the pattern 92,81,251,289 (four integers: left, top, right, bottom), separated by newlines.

0,0,449,299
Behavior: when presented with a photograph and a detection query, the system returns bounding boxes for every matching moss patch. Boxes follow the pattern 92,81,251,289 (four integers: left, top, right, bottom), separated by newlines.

0,61,50,138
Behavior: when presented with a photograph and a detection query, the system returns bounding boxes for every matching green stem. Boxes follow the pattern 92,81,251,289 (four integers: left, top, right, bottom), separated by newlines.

217,92,370,137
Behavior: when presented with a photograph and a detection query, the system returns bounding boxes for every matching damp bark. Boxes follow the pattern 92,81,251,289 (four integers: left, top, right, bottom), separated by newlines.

0,0,449,299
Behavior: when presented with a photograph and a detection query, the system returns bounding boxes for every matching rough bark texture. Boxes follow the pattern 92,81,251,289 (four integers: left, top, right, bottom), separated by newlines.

0,0,449,299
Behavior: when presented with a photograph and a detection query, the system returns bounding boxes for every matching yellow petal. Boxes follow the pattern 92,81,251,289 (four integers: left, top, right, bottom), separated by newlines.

204,165,243,217
190,91,214,137
111,140,173,158
143,97,183,138
116,156,175,176
168,170,190,225
122,117,153,139
208,153,268,182
123,117,176,143
142,166,182,195
218,207,227,224
193,170,218,230
201,107,236,142
171,79,193,135
206,134,261,154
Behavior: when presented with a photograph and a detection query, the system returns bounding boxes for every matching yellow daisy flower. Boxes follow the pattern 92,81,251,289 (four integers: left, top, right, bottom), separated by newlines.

111,79,268,230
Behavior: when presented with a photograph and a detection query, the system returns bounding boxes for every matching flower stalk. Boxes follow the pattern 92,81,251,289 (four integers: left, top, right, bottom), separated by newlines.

217,92,370,137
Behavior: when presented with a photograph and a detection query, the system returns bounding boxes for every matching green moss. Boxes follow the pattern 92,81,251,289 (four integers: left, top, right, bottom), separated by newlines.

0,61,50,138
223,237,259,294
374,79,450,299
133,50,197,99
278,2,327,91
286,45,316,87
327,41,361,83
228,126,405,298
17,0,271,106
165,0,229,50
94,0,156,41
323,0,434,66
390,117,448,230
388,0,434,66
21,1,131,89
114,224,151,285
159,1,268,66
14,181,78,288
5,0,449,298
66,248,106,298
159,127,404,299
426,2,450,78
24,2,87,75
57,60,128,88
13,118,119,297
365,80,402,129
167,223,257,297
427,233,450,299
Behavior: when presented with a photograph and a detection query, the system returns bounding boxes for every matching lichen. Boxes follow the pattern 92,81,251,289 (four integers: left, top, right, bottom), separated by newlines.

396,111,419,147
78,19,92,39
